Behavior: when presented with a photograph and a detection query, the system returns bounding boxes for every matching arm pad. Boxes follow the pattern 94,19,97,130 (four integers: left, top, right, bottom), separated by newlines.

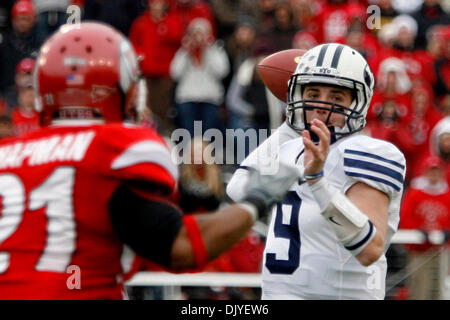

309,177,376,256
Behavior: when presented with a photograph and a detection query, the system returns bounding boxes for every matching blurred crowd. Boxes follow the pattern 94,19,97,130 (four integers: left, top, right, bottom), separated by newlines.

0,0,449,300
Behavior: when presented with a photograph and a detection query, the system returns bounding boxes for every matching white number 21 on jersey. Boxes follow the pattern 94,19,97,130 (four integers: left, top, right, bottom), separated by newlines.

0,167,76,274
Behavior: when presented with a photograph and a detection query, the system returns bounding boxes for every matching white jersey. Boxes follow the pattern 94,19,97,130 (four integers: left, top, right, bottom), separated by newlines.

228,132,406,300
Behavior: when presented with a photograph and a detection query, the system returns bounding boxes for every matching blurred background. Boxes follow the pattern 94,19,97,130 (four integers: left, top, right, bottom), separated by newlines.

1,0,449,300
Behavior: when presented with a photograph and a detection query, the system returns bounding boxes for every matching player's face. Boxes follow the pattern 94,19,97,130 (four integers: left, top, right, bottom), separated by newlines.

12,15,35,34
303,84,352,128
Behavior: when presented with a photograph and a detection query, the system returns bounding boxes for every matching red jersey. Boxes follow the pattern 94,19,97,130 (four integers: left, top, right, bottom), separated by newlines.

0,122,178,299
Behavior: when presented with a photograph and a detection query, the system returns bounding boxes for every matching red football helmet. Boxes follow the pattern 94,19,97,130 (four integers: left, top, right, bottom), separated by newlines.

34,22,145,126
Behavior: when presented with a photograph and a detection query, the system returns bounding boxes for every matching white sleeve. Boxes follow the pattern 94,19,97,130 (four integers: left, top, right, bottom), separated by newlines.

226,167,250,202
226,122,300,202
340,136,406,199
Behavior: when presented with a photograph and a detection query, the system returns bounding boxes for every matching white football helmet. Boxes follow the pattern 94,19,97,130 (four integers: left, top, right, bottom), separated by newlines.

286,43,375,142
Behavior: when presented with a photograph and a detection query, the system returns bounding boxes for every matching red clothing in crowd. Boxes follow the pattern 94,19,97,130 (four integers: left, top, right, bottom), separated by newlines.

394,48,436,84
369,47,436,84
71,0,85,5
395,111,443,180
364,118,399,144
11,108,40,136
315,1,366,43
129,11,183,77
170,0,216,37
400,186,450,252
367,91,411,122
203,230,264,273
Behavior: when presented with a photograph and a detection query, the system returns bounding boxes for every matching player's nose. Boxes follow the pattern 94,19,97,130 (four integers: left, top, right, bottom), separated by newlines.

310,103,331,118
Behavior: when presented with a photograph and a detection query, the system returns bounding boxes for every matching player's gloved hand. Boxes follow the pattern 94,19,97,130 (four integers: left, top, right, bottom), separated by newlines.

242,162,300,220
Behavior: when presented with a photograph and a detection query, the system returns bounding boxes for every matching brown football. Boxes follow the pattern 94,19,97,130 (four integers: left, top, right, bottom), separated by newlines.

257,49,306,103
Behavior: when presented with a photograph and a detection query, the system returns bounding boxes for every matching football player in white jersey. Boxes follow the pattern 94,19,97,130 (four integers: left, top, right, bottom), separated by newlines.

226,43,406,299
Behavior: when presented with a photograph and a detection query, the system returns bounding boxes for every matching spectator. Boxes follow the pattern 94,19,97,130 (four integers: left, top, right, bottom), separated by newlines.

369,14,436,84
3,57,35,112
33,0,70,41
226,39,271,132
226,39,281,150
170,18,229,137
412,0,450,49
377,22,398,48
342,19,381,61
395,15,437,83
332,3,381,61
395,85,443,182
376,57,412,96
178,137,224,214
129,0,183,135
315,0,366,43
290,0,322,39
364,99,402,143
400,155,450,300
0,0,42,100
225,16,257,74
83,0,146,36
428,116,450,184
369,57,411,122
426,24,450,60
11,84,40,136
209,0,255,41
262,1,299,51
253,0,277,35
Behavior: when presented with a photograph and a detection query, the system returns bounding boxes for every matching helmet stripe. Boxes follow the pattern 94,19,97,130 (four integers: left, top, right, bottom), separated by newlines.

330,44,344,69
316,44,329,67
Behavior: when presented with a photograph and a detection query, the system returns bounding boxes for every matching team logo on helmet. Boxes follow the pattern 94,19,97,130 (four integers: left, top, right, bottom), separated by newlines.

91,85,117,102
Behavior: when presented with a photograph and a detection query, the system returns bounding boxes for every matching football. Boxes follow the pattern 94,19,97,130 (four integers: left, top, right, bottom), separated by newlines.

257,49,306,103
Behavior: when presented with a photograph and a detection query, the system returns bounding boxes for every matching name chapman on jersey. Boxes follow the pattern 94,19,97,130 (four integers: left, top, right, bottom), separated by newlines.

180,304,269,318
0,131,95,169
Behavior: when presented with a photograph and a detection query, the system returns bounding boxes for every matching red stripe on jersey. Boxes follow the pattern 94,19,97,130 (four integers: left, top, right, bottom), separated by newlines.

183,215,208,268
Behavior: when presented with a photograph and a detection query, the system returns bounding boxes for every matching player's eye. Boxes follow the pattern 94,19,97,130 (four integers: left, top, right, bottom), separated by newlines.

332,95,343,102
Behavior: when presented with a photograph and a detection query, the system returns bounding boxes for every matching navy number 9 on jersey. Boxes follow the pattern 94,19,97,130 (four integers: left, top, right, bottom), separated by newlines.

265,191,301,274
